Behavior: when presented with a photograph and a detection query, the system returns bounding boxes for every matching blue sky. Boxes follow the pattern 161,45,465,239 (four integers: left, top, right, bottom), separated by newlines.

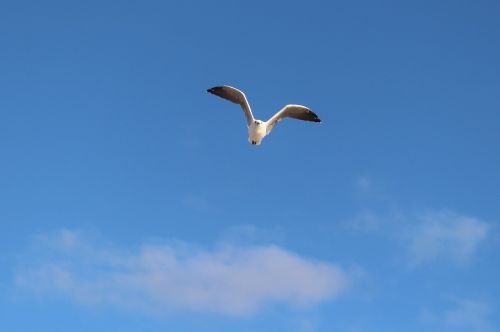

1,0,499,331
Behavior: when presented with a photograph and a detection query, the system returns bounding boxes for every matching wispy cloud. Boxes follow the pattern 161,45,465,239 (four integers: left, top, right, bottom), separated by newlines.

445,298,493,331
353,176,390,202
355,176,373,194
181,192,213,212
15,230,348,316
421,298,493,332
344,206,490,267
408,210,489,266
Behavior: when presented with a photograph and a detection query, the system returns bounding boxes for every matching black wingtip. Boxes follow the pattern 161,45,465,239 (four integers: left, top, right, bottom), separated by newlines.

207,86,222,94
309,110,321,123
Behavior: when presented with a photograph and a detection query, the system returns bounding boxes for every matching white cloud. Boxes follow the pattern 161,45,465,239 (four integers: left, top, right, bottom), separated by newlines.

15,230,348,316
408,210,489,266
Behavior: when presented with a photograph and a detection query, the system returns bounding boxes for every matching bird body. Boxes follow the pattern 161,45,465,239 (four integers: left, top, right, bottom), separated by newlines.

207,85,321,145
248,120,267,145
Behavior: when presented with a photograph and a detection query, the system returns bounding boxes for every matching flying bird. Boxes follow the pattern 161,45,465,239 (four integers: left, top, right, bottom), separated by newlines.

207,85,321,145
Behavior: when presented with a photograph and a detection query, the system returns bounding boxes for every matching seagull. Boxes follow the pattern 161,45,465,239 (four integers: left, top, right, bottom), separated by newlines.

207,85,321,145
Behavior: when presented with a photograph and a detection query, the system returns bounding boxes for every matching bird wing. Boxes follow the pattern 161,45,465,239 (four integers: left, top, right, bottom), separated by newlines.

265,104,321,134
207,85,255,126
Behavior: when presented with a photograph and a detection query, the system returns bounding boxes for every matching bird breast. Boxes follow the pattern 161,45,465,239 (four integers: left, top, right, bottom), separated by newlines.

248,122,267,142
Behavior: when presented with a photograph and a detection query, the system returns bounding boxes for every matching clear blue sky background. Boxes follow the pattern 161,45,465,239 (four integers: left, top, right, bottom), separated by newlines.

1,0,499,331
